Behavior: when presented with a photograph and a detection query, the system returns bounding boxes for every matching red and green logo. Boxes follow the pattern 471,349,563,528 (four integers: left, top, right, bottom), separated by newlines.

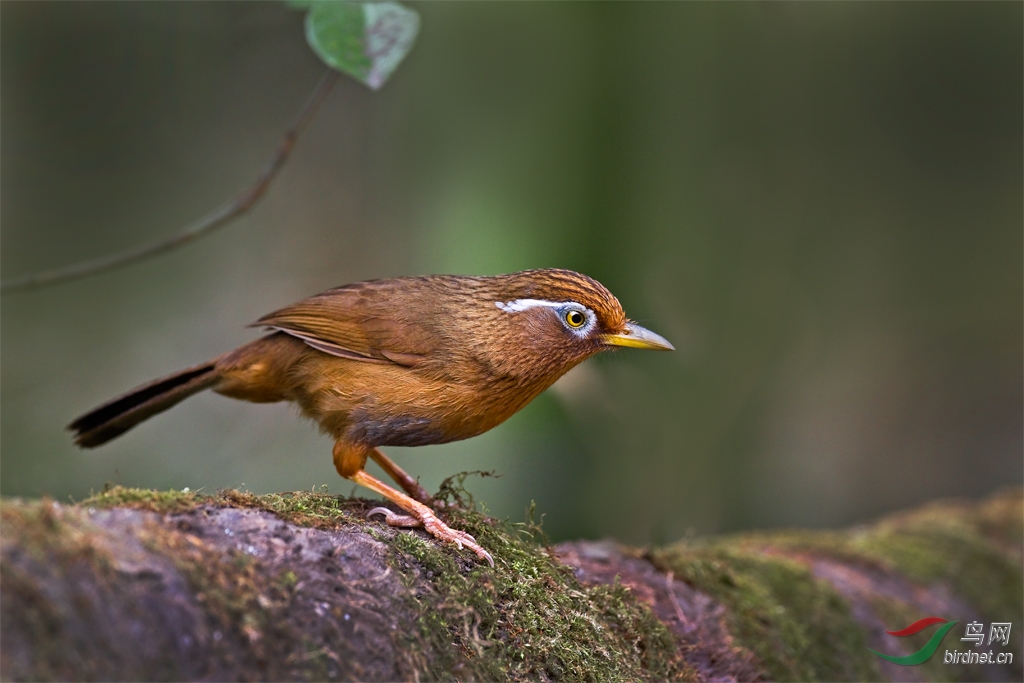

869,617,959,665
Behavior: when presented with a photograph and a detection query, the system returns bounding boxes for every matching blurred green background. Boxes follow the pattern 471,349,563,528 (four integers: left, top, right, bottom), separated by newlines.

2,2,1021,544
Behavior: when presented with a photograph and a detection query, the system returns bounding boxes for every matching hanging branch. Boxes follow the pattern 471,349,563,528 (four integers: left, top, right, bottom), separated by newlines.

1,69,339,295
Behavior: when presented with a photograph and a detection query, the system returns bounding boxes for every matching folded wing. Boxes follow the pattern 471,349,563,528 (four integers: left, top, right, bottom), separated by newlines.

254,282,437,367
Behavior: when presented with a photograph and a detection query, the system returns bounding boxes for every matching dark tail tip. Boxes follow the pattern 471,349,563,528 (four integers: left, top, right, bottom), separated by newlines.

69,362,219,448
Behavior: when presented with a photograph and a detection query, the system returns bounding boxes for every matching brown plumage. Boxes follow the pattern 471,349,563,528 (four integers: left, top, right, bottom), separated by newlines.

69,269,673,565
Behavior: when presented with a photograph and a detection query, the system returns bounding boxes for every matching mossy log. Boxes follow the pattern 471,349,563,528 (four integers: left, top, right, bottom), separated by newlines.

1,485,1020,682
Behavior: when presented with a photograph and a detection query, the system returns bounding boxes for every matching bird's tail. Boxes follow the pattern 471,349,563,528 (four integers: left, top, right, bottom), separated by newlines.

68,360,221,448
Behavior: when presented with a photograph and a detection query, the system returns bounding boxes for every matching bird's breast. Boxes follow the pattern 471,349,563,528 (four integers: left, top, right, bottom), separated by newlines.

293,353,543,448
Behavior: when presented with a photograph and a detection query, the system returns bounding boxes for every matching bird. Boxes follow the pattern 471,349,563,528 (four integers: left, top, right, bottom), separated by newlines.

69,269,674,566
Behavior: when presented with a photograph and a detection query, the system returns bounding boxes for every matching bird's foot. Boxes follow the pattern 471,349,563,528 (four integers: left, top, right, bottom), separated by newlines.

367,506,493,567
367,507,421,528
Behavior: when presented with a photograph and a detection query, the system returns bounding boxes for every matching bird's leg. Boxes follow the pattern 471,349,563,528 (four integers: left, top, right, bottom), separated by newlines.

368,447,433,505
353,470,493,567
333,441,493,566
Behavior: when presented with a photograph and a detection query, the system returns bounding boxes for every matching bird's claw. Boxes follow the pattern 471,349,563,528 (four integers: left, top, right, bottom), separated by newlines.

366,506,492,567
421,513,493,566
367,506,421,528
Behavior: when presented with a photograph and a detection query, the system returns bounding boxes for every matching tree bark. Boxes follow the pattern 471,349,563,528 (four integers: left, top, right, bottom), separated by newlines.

2,486,1020,682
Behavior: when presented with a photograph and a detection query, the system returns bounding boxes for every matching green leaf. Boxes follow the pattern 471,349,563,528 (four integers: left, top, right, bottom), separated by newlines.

303,1,420,90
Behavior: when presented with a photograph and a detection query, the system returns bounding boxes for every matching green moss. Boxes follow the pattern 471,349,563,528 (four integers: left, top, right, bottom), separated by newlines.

651,491,1022,682
650,541,881,682
849,498,1024,627
79,485,363,529
867,595,968,683
79,485,206,514
973,489,1024,546
379,482,696,682
12,486,1021,681
215,488,365,529
850,497,1024,681
1,498,112,570
737,492,1023,672
78,483,696,679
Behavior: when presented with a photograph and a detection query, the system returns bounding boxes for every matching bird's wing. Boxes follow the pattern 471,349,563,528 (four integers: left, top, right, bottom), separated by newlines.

253,283,437,367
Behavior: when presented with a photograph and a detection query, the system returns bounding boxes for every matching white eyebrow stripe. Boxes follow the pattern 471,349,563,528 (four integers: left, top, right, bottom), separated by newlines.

496,299,598,337
496,299,574,313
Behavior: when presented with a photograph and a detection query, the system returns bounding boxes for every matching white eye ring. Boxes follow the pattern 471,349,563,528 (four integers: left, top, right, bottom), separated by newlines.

556,304,595,337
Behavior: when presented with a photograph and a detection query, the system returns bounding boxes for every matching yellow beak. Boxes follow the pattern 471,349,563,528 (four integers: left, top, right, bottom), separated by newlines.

601,322,675,351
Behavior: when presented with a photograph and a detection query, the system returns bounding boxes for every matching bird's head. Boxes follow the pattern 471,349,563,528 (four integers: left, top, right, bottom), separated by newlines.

468,269,674,383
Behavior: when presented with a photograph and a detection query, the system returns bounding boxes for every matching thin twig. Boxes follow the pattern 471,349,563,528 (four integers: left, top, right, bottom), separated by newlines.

665,570,689,626
1,69,340,295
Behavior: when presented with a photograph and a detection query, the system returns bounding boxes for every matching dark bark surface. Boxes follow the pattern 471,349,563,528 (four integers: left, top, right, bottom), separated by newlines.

2,487,1021,681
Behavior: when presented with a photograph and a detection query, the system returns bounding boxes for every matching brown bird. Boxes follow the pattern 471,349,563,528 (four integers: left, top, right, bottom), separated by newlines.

69,269,673,565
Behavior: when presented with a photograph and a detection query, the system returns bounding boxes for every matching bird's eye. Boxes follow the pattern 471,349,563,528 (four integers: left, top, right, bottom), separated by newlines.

565,310,586,328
